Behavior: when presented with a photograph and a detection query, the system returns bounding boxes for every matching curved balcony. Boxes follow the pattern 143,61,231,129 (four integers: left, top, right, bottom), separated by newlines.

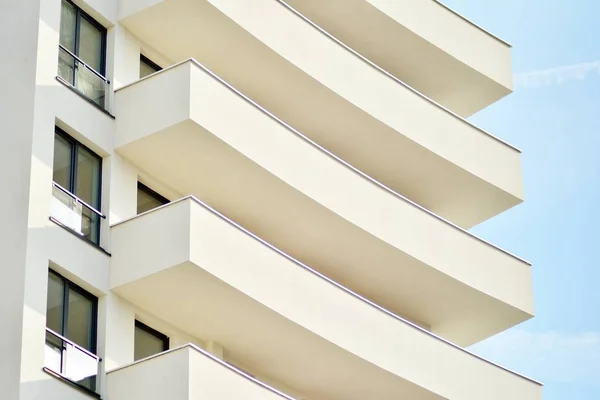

119,0,522,228
107,345,294,400
110,197,542,400
282,0,514,116
115,60,533,346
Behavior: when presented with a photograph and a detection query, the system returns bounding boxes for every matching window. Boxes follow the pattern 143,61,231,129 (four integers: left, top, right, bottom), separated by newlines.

140,54,162,78
46,271,97,351
51,128,103,245
137,182,169,214
134,320,169,361
58,0,108,108
45,270,99,392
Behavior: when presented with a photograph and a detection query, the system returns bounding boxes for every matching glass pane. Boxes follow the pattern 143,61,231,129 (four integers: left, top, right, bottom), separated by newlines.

66,289,94,352
81,206,100,244
53,134,73,190
50,187,92,238
75,146,101,208
46,273,64,334
59,0,76,52
44,330,63,373
58,46,76,85
78,17,103,73
63,342,98,390
140,58,160,78
134,325,167,361
74,65,107,108
137,187,168,214
44,329,98,392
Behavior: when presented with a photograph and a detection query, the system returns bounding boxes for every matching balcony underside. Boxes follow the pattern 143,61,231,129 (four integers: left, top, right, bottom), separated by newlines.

110,198,542,400
119,0,523,228
115,61,533,346
282,0,514,116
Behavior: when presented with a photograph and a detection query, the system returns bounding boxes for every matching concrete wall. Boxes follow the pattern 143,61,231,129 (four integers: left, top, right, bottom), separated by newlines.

118,0,522,228
0,0,41,397
108,346,290,400
1,0,533,399
0,0,176,398
109,198,542,400
283,0,513,116
113,61,532,346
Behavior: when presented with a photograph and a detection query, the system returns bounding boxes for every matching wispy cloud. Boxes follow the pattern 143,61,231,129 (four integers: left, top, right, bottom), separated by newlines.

469,329,600,385
515,61,600,88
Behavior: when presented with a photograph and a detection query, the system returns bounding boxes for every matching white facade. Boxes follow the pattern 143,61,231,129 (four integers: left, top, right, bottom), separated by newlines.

0,0,541,399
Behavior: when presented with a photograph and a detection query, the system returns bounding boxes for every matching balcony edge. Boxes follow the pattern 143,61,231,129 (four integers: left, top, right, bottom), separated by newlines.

110,196,542,386
106,343,297,400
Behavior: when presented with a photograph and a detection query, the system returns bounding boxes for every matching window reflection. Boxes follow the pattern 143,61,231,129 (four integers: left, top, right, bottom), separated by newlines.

137,182,169,214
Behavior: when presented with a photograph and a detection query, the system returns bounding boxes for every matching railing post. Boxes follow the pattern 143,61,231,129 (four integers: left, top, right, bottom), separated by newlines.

60,338,67,375
57,44,110,111
44,328,102,394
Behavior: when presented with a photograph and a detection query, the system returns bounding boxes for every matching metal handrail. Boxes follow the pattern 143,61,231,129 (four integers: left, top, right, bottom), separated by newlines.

116,58,530,266
45,327,102,362
52,181,106,219
107,344,296,400
433,0,512,47
59,44,110,84
190,196,541,385
273,0,521,152
112,196,542,386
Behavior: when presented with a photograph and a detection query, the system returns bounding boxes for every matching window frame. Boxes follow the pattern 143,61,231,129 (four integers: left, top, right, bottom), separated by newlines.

138,182,169,205
54,127,103,208
134,320,170,360
48,269,99,354
137,182,169,213
54,127,103,242
140,54,162,77
62,0,107,76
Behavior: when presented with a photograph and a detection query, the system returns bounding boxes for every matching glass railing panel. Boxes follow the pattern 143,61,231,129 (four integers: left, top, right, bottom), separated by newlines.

44,331,63,372
58,45,109,111
51,182,103,245
58,46,76,85
81,205,100,245
44,328,100,393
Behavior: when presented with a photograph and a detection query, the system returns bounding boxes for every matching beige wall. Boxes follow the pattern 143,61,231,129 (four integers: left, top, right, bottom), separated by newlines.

118,0,523,228
0,0,40,397
2,0,536,399
283,0,512,116
110,198,542,400
115,61,532,346
108,346,293,400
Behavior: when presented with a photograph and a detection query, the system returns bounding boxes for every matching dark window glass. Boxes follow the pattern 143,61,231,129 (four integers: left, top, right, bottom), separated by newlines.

46,273,65,334
66,288,95,351
45,270,98,391
78,17,103,72
46,270,97,352
75,145,101,208
58,0,107,108
137,182,169,214
140,55,162,78
52,128,102,244
134,321,169,361
53,134,73,190
59,1,76,52
59,0,105,74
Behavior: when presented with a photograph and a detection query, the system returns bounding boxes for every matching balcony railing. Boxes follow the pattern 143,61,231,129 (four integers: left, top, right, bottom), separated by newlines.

44,328,101,394
57,44,110,110
51,182,105,245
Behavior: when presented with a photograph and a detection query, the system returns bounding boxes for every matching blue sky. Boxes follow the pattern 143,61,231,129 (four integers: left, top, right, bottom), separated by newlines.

442,0,600,399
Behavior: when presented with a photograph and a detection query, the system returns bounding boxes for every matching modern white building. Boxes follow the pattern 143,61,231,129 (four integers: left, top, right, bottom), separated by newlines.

0,0,542,399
